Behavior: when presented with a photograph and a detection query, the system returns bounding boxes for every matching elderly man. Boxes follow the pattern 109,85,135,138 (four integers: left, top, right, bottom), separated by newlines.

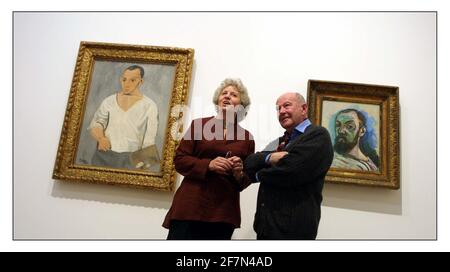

244,92,333,240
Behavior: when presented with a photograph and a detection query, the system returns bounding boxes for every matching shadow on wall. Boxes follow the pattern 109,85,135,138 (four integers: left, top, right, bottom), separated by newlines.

322,182,402,215
51,180,174,210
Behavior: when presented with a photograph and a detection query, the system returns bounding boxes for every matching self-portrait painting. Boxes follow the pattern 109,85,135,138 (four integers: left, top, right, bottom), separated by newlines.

75,61,176,173
53,42,194,191
322,101,380,172
307,80,399,189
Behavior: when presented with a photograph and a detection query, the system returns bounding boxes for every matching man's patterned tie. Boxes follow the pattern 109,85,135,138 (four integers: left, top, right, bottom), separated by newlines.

276,131,291,152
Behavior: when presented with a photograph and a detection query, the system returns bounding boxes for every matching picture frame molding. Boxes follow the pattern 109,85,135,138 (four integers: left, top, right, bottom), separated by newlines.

53,41,195,191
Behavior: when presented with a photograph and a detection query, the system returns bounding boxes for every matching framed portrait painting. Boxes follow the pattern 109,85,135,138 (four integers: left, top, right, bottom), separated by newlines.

53,41,194,191
307,80,400,189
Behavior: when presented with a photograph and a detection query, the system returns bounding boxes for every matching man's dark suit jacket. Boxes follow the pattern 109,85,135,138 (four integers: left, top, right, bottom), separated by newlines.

244,124,333,239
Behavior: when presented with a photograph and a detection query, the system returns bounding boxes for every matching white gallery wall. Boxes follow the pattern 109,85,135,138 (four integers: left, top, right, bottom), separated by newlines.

13,12,436,240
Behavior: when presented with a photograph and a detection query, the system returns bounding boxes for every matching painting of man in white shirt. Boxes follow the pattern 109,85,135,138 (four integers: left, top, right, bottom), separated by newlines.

88,65,159,170
74,60,177,172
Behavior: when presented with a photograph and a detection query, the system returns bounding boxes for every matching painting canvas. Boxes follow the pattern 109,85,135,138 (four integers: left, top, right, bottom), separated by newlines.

307,80,399,189
322,101,381,172
75,60,176,173
53,42,194,191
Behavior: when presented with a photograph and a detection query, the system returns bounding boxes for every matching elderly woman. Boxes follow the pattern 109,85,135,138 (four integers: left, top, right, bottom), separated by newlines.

162,78,254,240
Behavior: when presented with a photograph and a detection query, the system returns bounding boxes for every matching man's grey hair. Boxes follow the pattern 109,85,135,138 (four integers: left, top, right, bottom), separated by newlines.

212,78,251,108
276,92,306,105
294,93,306,104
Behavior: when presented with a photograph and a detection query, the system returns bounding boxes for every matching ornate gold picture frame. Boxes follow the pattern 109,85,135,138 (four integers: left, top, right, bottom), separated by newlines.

307,80,400,189
53,41,194,191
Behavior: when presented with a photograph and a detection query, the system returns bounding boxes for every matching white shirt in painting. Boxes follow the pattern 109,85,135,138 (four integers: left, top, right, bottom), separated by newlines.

89,94,158,153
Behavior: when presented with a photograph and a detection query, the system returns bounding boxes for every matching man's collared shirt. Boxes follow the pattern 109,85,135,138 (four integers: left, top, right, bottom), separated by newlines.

285,118,311,148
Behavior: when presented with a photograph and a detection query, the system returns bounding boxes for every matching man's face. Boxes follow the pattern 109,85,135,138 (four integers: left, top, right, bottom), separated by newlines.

120,69,142,94
334,111,364,154
276,93,307,132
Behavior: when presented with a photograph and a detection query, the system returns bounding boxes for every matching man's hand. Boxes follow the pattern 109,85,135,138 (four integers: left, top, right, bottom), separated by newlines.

229,156,244,181
269,151,288,165
97,137,111,151
208,156,234,175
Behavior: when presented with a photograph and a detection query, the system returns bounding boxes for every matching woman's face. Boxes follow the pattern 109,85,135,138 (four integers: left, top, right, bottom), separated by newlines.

218,85,241,109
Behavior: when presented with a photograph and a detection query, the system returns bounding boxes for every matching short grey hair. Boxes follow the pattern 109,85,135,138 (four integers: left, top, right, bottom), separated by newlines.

212,78,251,109
295,93,306,104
